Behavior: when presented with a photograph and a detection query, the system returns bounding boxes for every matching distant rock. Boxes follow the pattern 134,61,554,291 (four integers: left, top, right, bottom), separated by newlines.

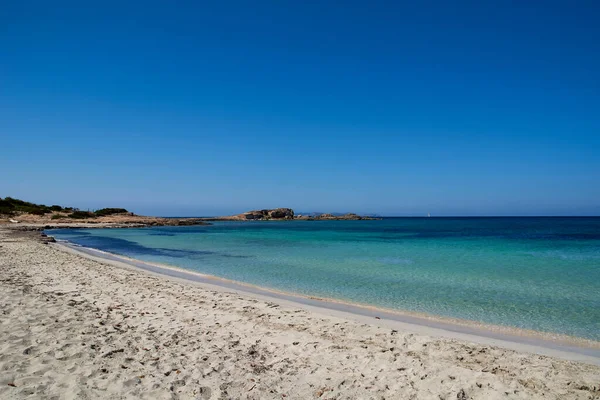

242,212,261,220
169,218,211,226
209,208,377,221
295,212,378,221
268,208,294,219
241,208,294,221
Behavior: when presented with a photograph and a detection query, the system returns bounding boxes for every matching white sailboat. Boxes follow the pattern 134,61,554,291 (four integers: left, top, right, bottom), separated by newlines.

427,213,431,217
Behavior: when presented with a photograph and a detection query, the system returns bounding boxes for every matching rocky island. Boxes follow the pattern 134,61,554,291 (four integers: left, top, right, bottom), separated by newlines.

295,212,377,221
207,208,379,221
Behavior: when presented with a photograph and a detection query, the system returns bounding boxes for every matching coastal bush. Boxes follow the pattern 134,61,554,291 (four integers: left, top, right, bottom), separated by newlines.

51,214,67,220
0,197,52,215
68,211,96,219
0,197,121,218
29,208,52,215
0,199,15,215
94,208,129,216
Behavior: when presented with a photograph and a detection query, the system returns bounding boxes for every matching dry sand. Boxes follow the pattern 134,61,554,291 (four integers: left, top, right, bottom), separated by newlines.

0,229,599,399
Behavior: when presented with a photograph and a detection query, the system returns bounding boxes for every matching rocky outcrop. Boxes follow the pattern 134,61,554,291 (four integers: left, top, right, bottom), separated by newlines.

295,213,378,221
167,218,211,226
208,209,377,221
242,208,294,221
269,208,294,219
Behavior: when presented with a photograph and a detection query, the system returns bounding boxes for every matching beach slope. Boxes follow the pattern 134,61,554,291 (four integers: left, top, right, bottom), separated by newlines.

0,229,598,399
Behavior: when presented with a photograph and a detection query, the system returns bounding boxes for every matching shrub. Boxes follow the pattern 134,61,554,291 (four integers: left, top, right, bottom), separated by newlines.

0,197,52,215
0,198,12,208
68,211,96,219
51,214,67,220
29,208,51,215
94,208,129,217
0,197,125,219
0,199,14,215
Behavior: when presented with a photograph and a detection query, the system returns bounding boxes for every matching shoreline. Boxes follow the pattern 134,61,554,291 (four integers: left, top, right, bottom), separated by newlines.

54,237,600,365
0,220,211,230
3,226,600,398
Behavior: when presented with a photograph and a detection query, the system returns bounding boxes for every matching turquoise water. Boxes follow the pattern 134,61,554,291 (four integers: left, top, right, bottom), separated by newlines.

49,218,600,340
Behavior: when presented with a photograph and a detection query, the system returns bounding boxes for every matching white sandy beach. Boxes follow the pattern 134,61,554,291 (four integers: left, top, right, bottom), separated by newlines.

1,228,599,399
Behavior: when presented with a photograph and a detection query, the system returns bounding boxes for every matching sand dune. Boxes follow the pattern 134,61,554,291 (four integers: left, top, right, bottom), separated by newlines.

0,229,599,399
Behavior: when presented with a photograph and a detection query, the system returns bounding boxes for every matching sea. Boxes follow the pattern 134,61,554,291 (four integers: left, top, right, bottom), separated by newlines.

48,217,600,341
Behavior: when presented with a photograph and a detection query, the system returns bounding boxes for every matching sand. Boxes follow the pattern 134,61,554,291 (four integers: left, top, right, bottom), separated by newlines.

0,229,599,399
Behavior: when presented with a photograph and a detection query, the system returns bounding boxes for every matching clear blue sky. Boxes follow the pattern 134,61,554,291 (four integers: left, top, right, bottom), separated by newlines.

1,1,599,216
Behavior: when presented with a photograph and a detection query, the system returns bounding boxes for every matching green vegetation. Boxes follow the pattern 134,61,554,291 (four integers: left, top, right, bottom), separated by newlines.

94,208,129,217
29,208,51,216
68,211,96,219
0,197,53,216
1,197,130,219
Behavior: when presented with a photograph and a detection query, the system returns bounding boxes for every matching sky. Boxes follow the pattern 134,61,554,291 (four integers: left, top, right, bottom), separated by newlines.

1,1,599,216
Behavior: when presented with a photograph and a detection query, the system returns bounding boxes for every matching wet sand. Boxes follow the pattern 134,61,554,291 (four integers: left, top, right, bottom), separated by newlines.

1,228,599,399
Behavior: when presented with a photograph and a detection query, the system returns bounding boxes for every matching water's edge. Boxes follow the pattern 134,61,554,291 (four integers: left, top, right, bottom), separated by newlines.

53,239,600,365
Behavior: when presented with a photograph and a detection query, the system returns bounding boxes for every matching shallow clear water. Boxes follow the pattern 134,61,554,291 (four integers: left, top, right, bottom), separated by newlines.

49,218,600,340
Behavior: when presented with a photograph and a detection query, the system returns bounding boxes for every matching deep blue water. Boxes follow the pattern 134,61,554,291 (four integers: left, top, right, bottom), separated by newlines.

49,217,600,340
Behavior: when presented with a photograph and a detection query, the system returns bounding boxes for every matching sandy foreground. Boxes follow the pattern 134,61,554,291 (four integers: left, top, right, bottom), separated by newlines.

0,229,599,399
